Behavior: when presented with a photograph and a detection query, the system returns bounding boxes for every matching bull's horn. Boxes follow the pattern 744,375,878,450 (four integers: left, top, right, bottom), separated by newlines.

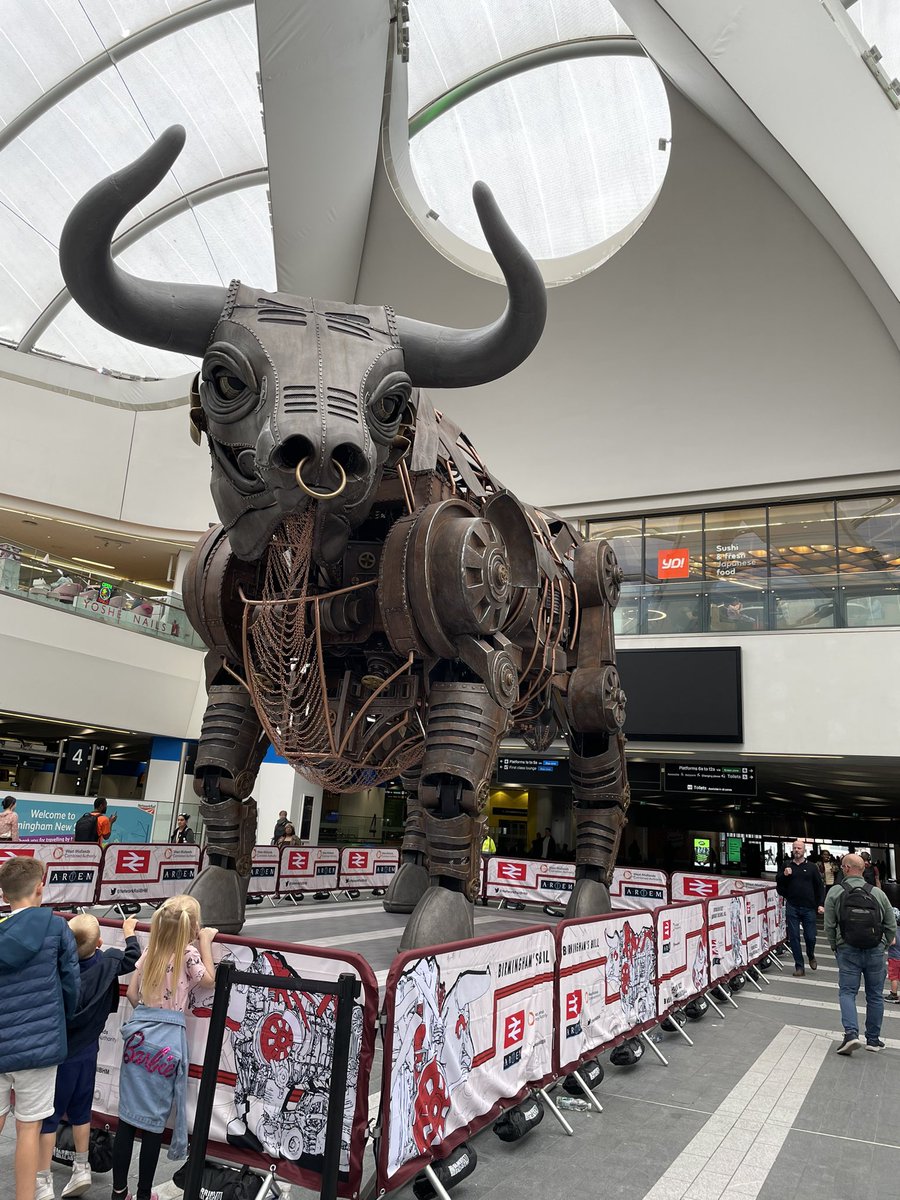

395,182,547,388
59,125,228,357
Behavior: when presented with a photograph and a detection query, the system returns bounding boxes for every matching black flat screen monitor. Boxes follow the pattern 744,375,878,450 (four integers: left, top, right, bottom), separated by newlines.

616,647,743,743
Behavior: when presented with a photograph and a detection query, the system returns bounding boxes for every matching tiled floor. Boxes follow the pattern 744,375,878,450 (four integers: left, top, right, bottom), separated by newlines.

3,903,897,1199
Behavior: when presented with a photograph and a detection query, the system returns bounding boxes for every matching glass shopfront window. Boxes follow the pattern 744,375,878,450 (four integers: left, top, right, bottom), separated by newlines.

704,507,767,631
584,492,900,637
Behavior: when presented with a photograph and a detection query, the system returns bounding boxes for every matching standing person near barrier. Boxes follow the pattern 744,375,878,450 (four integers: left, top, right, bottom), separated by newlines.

0,796,18,841
777,837,825,977
73,797,116,846
860,851,880,887
0,857,79,1200
271,810,288,845
35,914,141,1200
825,853,897,1054
111,896,217,1200
170,814,195,845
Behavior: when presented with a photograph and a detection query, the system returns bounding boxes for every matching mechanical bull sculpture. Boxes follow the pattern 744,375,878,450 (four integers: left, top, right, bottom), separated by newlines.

60,126,628,947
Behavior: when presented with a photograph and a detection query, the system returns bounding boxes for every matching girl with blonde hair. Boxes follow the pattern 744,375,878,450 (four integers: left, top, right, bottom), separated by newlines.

111,895,217,1200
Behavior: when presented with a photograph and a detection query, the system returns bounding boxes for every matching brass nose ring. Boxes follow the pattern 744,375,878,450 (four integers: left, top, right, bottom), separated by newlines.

294,456,347,500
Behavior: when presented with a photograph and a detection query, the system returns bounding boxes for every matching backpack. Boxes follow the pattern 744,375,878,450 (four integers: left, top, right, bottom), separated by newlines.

73,812,99,843
838,881,882,949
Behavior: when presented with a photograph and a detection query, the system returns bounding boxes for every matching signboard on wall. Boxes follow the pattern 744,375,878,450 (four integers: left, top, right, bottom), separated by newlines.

7,794,157,842
495,756,571,787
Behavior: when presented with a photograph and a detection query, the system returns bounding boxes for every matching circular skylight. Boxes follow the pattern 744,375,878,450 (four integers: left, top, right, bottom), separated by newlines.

408,54,671,279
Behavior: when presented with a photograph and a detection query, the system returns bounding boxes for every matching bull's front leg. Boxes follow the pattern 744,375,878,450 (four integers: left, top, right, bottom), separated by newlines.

566,731,629,917
186,660,268,932
382,765,430,914
399,681,508,950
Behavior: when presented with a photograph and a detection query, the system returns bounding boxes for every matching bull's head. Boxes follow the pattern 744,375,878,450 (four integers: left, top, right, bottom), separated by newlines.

59,126,546,563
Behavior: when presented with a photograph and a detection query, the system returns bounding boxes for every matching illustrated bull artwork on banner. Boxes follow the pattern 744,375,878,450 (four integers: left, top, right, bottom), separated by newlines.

604,921,656,1027
60,126,629,946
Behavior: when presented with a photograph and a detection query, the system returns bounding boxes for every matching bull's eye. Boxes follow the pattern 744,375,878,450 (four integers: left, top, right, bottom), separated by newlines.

367,372,412,444
217,373,247,402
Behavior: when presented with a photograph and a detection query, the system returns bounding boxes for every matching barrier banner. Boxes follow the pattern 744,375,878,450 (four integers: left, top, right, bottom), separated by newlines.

556,909,657,1075
249,845,280,895
610,867,669,911
98,844,201,904
671,873,772,902
378,925,555,1193
485,856,575,906
0,842,101,908
279,846,340,894
706,894,748,985
742,889,769,962
339,846,398,890
89,921,378,1199
774,889,787,943
655,902,708,1016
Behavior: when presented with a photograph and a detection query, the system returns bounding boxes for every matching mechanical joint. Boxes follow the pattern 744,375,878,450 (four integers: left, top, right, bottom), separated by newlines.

200,796,258,876
194,684,267,799
422,811,484,900
420,682,509,797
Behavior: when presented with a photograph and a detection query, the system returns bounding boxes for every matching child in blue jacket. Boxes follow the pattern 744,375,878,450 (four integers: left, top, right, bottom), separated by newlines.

35,913,141,1200
0,855,79,1200
111,894,216,1200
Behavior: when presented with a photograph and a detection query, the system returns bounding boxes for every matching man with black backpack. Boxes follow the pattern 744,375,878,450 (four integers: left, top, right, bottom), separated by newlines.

72,797,116,846
825,853,897,1054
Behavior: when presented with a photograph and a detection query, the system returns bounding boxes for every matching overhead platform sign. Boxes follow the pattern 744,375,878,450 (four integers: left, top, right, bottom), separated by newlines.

664,763,756,796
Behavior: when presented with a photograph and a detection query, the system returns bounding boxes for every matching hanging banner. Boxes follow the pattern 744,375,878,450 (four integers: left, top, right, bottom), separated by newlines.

556,909,657,1075
0,842,101,908
97,844,201,904
670,873,771,902
278,846,341,894
655,902,708,1017
89,922,378,1199
706,894,748,985
610,867,669,911
485,856,575,906
378,926,555,1194
338,847,398,890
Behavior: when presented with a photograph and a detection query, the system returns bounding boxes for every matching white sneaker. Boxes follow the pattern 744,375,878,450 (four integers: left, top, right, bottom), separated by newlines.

61,1162,92,1198
34,1174,55,1200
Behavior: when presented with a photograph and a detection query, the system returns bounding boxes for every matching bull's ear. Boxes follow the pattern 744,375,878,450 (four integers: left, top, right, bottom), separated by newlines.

188,373,206,446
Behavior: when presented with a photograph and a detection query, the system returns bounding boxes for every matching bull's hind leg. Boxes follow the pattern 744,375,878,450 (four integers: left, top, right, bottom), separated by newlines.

186,669,267,933
400,682,508,950
382,766,429,914
566,731,629,918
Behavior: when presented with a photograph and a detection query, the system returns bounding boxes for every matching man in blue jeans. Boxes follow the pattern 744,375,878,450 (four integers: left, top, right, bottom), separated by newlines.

824,853,897,1054
776,838,825,976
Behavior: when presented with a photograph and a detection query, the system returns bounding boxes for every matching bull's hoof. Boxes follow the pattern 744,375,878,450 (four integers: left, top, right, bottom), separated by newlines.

383,862,430,914
564,877,612,920
186,864,249,933
399,886,474,951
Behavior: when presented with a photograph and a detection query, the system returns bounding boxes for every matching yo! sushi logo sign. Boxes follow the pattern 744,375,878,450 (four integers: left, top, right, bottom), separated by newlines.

658,548,690,579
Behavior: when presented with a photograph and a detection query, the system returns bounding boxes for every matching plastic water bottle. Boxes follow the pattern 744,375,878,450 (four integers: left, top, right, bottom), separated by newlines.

555,1096,591,1112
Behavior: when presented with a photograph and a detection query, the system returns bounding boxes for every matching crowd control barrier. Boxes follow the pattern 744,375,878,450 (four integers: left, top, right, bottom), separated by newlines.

89,920,379,1199
609,867,669,911
97,843,201,904
339,846,398,891
279,845,341,895
485,856,576,906
706,893,750,985
556,908,659,1076
655,901,709,1015
0,841,101,909
670,872,771,902
376,925,556,1194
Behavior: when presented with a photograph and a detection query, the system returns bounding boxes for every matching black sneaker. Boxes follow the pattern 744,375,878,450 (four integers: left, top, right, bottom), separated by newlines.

836,1033,863,1055
865,1039,886,1052
807,956,817,970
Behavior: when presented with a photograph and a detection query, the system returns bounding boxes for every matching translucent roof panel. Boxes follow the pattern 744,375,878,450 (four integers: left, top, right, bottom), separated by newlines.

35,184,276,378
407,0,632,116
409,56,671,263
846,0,900,85
0,1,267,378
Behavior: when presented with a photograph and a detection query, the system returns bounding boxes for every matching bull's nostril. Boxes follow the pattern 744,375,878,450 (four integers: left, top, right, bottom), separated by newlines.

332,443,367,480
273,435,315,471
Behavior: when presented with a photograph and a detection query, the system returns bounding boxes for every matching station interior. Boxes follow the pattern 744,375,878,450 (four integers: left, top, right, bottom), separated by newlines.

1,3,899,1200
